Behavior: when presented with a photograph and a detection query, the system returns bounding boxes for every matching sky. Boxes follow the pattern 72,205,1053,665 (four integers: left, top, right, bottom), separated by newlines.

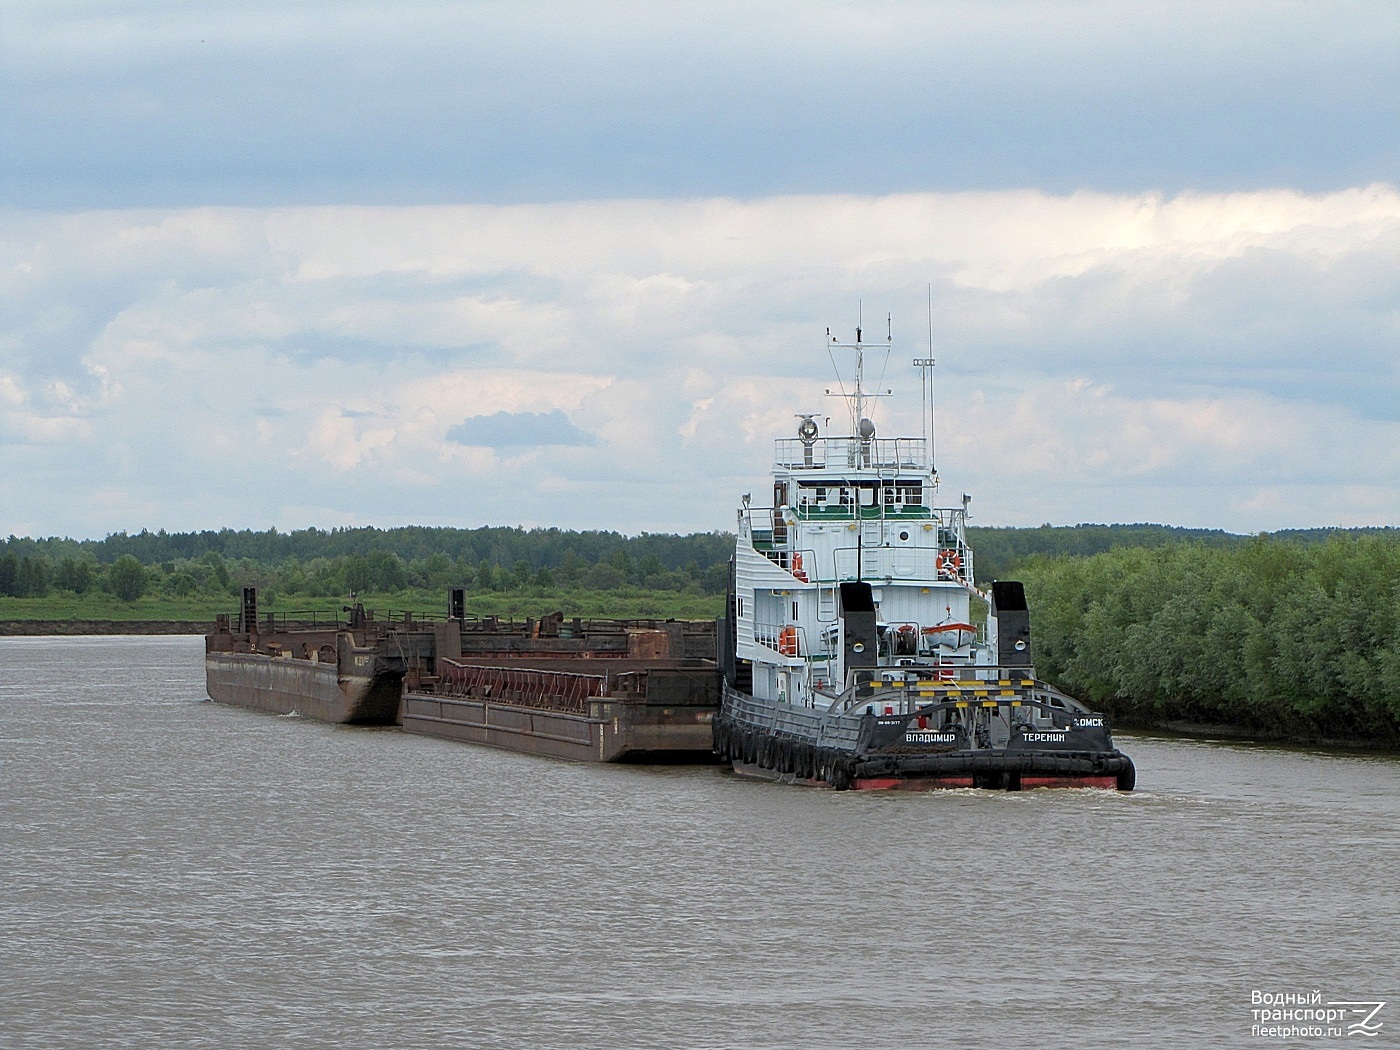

2,1,1398,540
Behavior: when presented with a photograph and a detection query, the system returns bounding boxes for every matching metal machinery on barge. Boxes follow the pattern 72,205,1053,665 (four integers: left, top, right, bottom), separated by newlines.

714,322,1136,791
205,587,422,724
400,598,720,763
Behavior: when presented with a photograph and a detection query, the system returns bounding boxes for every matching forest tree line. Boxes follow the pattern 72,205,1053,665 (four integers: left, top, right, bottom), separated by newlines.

1,521,1393,605
0,527,735,603
1019,533,1400,743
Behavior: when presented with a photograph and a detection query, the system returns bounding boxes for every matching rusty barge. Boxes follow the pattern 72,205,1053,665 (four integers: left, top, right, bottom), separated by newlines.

399,608,720,762
204,587,425,724
205,588,722,762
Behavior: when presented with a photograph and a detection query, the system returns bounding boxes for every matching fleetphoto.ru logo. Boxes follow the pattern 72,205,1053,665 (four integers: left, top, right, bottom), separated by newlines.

1250,990,1387,1039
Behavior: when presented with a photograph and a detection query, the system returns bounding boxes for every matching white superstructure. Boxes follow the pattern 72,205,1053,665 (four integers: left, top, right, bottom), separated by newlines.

732,325,989,709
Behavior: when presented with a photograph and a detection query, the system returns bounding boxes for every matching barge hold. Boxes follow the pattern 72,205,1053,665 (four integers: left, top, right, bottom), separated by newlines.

205,587,429,724
400,607,721,762
715,319,1135,791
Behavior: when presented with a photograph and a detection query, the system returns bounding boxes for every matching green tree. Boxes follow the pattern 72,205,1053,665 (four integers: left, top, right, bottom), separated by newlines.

410,552,454,589
166,571,199,596
586,563,625,590
280,559,308,595
54,556,94,593
560,550,586,583
366,550,408,591
476,559,497,590
12,556,51,597
199,550,230,591
343,555,373,594
109,554,148,602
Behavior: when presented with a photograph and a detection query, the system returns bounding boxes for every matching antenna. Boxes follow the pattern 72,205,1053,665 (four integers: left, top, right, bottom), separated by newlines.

827,316,892,435
913,285,937,474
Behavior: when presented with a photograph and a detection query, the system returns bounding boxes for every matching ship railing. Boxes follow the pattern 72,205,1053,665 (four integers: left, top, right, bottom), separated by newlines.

827,668,1079,718
882,694,1086,733
752,617,812,661
745,539,975,590
749,544,819,582
449,615,715,638
742,502,971,545
438,659,610,715
377,609,451,631
244,608,352,632
772,436,928,470
234,607,449,632
830,544,973,585
792,504,934,521
788,503,970,533
823,691,1088,750
723,685,861,749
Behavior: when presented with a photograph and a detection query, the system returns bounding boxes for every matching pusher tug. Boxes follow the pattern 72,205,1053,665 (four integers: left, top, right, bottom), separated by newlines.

713,320,1136,791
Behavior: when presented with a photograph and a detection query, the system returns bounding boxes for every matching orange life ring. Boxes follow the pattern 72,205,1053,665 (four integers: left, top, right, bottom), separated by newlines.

778,625,799,656
791,552,808,582
937,549,961,577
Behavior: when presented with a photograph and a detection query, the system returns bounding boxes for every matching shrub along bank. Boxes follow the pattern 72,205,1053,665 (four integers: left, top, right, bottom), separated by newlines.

1019,534,1400,745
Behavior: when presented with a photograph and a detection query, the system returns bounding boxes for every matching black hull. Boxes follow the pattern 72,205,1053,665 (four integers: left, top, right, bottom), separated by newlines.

713,697,1136,792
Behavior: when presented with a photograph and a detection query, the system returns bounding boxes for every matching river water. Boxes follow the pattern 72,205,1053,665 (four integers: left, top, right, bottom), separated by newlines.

2,635,1396,1048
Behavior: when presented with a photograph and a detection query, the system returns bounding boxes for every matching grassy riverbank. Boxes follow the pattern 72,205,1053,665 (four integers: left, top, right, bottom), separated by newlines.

0,594,228,625
0,586,725,632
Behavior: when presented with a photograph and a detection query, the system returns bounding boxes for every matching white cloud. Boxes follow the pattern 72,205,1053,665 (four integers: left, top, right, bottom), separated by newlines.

936,375,1400,526
1,185,1397,538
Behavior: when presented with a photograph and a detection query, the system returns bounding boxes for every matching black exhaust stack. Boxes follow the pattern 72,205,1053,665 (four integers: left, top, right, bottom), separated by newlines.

240,586,258,635
991,580,1033,667
840,581,879,670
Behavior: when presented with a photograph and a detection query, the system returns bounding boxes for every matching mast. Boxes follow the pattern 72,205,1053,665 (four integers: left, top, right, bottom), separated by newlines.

826,318,892,434
825,317,894,586
914,352,936,474
915,283,937,474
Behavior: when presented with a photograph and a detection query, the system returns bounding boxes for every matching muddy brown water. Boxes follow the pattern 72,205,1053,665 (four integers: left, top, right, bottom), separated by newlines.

3,635,1396,1048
